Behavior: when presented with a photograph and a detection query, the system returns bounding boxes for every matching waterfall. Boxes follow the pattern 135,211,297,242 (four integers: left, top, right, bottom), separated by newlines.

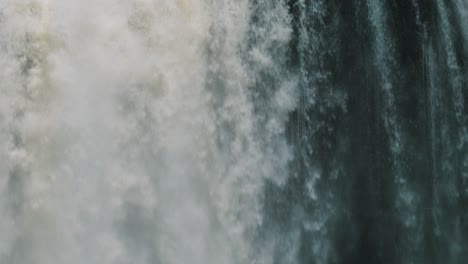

0,1,467,264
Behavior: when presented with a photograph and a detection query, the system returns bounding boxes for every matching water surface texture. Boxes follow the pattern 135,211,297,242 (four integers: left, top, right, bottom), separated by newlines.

0,1,467,264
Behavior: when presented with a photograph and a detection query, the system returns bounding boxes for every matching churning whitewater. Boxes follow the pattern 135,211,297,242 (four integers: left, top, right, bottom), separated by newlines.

1,1,467,264
0,1,293,263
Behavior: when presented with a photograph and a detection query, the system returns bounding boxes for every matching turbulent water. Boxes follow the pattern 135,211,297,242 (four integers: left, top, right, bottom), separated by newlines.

0,1,467,264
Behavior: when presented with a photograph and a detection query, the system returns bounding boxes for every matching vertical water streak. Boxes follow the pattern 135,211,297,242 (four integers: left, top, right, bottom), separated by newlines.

285,1,346,263
366,0,401,181
0,1,60,263
431,0,467,261
366,0,398,257
245,0,298,262
207,0,296,262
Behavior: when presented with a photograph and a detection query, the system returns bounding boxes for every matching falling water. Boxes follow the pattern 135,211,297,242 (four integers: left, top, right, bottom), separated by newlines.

0,1,467,264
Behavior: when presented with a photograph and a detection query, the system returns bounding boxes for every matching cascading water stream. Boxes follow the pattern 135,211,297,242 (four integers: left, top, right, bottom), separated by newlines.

0,1,467,264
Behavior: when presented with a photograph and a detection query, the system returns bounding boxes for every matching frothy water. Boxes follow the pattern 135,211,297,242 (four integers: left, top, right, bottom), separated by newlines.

1,1,467,264
0,1,293,263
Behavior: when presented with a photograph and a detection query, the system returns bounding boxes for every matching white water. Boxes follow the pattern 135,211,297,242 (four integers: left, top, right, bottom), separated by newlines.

0,1,295,263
